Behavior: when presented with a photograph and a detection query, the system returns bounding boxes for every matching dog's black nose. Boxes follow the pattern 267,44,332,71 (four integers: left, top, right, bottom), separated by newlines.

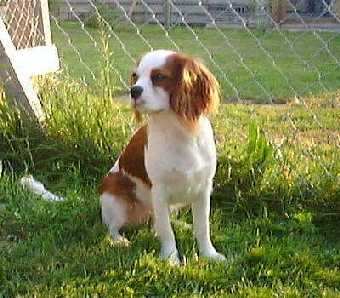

130,85,143,99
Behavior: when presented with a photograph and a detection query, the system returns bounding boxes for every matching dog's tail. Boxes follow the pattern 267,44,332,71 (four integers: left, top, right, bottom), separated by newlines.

20,175,65,202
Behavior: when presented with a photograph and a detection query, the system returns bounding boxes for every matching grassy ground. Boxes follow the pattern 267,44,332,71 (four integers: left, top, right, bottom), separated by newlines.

0,22,339,296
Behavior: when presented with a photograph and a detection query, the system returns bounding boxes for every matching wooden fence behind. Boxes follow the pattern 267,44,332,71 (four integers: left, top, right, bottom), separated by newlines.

52,0,256,25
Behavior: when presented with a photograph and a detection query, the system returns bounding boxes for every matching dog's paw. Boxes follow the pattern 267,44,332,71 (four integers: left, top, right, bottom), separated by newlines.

201,250,226,262
108,234,131,247
160,249,181,265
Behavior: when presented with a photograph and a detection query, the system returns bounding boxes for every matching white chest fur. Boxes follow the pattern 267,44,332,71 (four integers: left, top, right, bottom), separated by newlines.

145,112,216,205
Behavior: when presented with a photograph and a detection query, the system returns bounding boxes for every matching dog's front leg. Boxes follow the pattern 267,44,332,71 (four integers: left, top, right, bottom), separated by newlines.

152,186,180,264
192,184,226,261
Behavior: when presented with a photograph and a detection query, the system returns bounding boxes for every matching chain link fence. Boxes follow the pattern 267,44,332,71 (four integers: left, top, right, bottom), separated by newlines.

2,0,47,49
46,0,340,101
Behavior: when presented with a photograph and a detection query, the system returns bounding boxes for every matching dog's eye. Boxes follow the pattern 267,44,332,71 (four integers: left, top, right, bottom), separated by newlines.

152,73,167,82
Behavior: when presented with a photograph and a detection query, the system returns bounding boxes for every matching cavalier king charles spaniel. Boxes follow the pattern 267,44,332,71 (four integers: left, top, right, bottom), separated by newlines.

100,50,225,263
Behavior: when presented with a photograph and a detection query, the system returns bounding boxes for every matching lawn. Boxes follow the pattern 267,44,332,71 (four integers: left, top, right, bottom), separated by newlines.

0,22,339,296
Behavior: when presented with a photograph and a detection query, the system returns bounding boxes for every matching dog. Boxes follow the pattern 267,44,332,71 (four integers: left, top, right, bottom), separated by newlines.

99,50,225,263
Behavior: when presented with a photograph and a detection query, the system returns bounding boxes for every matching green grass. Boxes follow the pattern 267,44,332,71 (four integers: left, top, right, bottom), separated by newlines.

52,22,340,102
0,22,339,296
1,175,340,297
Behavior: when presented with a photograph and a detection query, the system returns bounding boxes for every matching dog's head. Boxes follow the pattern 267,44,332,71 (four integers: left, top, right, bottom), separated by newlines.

130,50,220,123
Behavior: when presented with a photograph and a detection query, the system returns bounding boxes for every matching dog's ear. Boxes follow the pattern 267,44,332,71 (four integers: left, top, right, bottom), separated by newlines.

170,54,220,122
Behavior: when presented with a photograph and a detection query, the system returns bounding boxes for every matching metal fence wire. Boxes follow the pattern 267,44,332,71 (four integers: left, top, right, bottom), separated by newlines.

44,0,340,101
3,0,47,49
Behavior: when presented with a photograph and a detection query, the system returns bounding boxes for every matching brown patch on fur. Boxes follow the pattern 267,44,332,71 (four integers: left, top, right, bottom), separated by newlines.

99,172,151,224
119,125,152,187
160,53,220,130
150,68,172,86
99,171,135,197
133,110,142,123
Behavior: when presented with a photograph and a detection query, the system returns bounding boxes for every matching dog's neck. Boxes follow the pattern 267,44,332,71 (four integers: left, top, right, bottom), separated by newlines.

148,111,203,138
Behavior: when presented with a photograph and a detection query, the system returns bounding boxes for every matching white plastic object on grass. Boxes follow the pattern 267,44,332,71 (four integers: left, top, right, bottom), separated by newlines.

20,175,64,202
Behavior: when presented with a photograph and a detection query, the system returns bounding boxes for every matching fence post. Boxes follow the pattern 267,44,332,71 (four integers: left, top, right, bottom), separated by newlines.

39,0,52,45
164,0,171,29
128,0,138,19
333,0,340,18
271,0,288,24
